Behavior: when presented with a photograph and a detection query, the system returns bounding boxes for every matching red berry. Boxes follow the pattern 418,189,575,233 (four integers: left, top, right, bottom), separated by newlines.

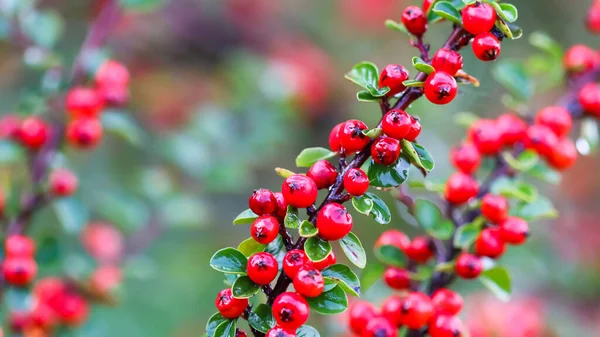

587,5,600,33
383,267,411,290
338,120,369,153
349,301,379,335
432,48,463,76
406,236,434,264
283,249,311,278
381,109,411,139
563,45,598,73
343,168,369,196
423,0,434,13
30,303,58,329
424,71,458,105
247,252,279,285
455,253,483,279
468,119,502,155
375,229,411,252
18,117,49,150
499,216,529,245
405,116,422,142
381,295,403,327
523,124,559,158
66,118,103,149
461,2,496,35
273,192,288,218
401,6,428,36
472,32,501,61
578,83,600,117
272,292,309,330
362,318,395,337
398,292,434,329
480,194,509,224
34,277,67,308
5,235,36,257
249,189,277,215
81,222,124,263
378,64,410,96
535,106,572,138
474,228,506,259
444,172,479,205
429,315,464,337
450,143,481,174
281,175,318,208
49,169,78,197
329,123,344,152
215,288,249,319
0,114,20,139
312,251,336,270
95,60,130,88
250,215,280,244
496,113,527,146
431,289,463,315
316,203,353,241
90,265,122,294
306,160,338,190
55,294,89,326
65,87,104,118
236,330,248,337
9,311,31,332
548,138,577,170
265,327,296,337
371,137,401,166
2,257,37,286
293,268,324,298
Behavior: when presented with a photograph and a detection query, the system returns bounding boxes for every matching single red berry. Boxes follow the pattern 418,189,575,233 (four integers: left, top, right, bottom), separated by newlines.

405,116,422,142
401,6,428,36
378,64,410,96
432,48,463,76
0,114,20,139
312,251,336,270
398,292,434,329
371,137,401,166
523,124,559,158
578,83,600,117
444,172,479,205
265,327,296,337
2,257,37,286
273,192,288,218
247,252,279,285
343,168,369,196
272,292,309,330
468,119,502,155
429,315,464,337
98,85,130,107
431,288,463,315
472,32,501,61
18,117,49,150
306,160,338,189
423,0,434,13
499,216,529,245
455,253,483,279
90,265,123,295
349,301,379,334
95,60,130,88
382,109,411,140
383,267,411,290
281,174,318,208
406,236,434,264
338,120,370,153
5,235,36,257
282,249,311,278
381,295,403,327
34,277,67,308
496,113,527,146
249,189,277,215
236,330,248,337
66,118,103,149
9,311,31,332
563,45,598,73
548,138,577,170
375,229,411,252
65,87,104,118
55,294,89,326
587,5,600,33
215,288,248,319
424,71,458,105
316,203,353,241
450,143,481,174
474,227,506,259
49,169,78,197
535,106,572,138
30,303,58,329
362,318,395,337
480,194,509,224
250,215,280,244
461,2,496,35
293,268,324,298
329,123,344,153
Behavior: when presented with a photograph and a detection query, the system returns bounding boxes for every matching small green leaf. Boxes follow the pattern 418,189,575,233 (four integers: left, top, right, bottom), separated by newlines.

402,79,425,87
367,157,411,189
384,19,409,35
492,60,533,102
525,162,561,185
529,31,563,60
490,177,538,203
223,273,239,286
352,195,374,216
479,266,511,302
514,196,558,221
364,128,383,139
21,10,64,49
265,235,286,265
210,248,248,274
306,285,348,315
305,237,332,263
502,150,539,172
401,140,435,173
299,220,319,238
322,264,361,297
357,90,381,102
453,223,481,249
206,313,227,337
53,198,89,234
340,232,367,269
248,304,276,333
412,57,435,75
0,140,25,164
284,206,300,229
374,245,406,267
296,147,337,167
214,319,236,337
232,276,260,299
498,3,518,23
432,1,462,24
494,18,514,39
414,199,441,229
233,209,259,225
297,325,320,337
359,263,385,292
237,238,266,257
275,167,295,178
344,62,379,90
365,84,390,97
101,111,144,147
352,193,391,225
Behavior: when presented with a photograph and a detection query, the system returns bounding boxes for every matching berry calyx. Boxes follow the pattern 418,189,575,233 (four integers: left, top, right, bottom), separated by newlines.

343,168,369,196
480,194,509,224
215,288,248,319
406,236,434,264
66,117,103,149
432,48,463,76
338,120,370,153
398,292,434,329
474,228,506,259
496,113,527,146
401,6,428,37
65,87,104,118
312,251,336,270
461,2,497,35
382,109,411,140
283,249,312,278
316,203,353,241
349,301,379,335
499,216,529,245
431,288,463,315
383,267,411,290
450,143,481,174
548,137,577,170
247,252,279,285
375,229,410,252
49,169,78,197
444,172,479,205
535,106,572,138
18,117,49,150
523,124,559,158
293,268,324,298
424,71,458,105
249,189,278,215
281,174,318,208
472,32,501,61
371,137,401,165
428,315,464,337
250,215,280,244
379,64,410,96
468,119,502,155
5,235,36,257
2,257,37,286
271,292,309,330
306,160,338,190
455,253,483,279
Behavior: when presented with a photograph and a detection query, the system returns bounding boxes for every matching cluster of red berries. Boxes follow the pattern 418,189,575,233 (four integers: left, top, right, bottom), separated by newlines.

376,230,433,285
2,235,38,287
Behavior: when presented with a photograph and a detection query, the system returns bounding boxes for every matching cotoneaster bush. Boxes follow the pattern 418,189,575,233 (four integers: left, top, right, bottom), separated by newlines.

207,1,600,337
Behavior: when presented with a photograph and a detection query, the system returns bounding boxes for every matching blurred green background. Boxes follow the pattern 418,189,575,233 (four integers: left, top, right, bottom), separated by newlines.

2,0,600,336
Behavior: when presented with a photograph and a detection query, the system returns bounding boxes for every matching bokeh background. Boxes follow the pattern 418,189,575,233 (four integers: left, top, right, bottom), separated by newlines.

1,0,600,336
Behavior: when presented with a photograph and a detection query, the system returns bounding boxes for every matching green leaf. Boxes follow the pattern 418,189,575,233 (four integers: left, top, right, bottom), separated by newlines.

213,319,236,337
490,177,538,203
384,19,409,35
120,0,165,12
223,273,239,286
265,235,286,265
21,10,64,48
322,264,361,297
305,285,348,315
275,167,295,179
514,196,558,221
479,266,511,302
529,31,563,60
402,79,425,87
432,1,462,24
284,206,300,229
206,313,227,337
297,325,320,337
401,140,435,173
352,193,391,225
237,238,266,257
344,62,379,90
233,209,259,225
499,3,518,22
248,304,276,333
502,150,539,171
367,157,410,189
506,21,523,40
414,199,441,229
101,111,144,147
299,220,319,238
412,143,435,171
304,237,332,263
53,198,89,234
492,60,533,102
359,263,385,292
340,232,367,269
365,84,390,97
374,245,406,267
351,195,374,216
357,90,380,102
364,128,383,139
453,223,481,249
210,248,248,274
0,140,24,164
296,147,337,167
231,276,260,299
525,162,561,185
412,57,435,75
